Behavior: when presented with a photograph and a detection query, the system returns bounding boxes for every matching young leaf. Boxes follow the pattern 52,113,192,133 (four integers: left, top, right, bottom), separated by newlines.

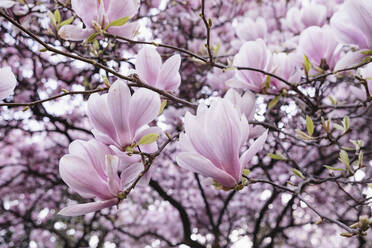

306,115,314,136
54,9,61,24
343,116,350,132
60,17,74,27
292,168,305,179
323,165,345,171
268,95,281,109
268,152,287,160
104,16,130,31
87,33,98,43
137,133,159,146
303,55,312,75
158,99,167,116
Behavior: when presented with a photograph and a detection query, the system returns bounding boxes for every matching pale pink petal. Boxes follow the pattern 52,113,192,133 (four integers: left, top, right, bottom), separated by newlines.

0,0,15,8
205,100,241,180
334,51,368,72
87,93,117,143
105,155,121,195
108,22,139,39
120,163,144,187
0,67,17,100
240,130,268,169
128,88,161,137
71,0,97,26
58,25,94,41
176,152,237,188
156,54,181,91
136,47,162,86
58,198,118,216
59,155,113,200
107,80,132,146
106,0,139,20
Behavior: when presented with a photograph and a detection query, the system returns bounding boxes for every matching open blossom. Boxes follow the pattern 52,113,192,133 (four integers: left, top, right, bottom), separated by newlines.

228,39,272,92
176,98,268,188
298,26,342,70
283,3,327,33
235,17,267,42
270,52,302,90
59,0,139,41
59,139,144,216
0,66,17,100
136,46,181,91
330,0,372,49
87,79,161,165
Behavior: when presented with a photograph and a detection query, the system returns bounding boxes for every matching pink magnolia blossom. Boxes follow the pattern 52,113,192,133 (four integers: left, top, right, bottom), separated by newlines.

58,0,139,41
270,52,302,90
0,66,17,100
59,139,144,216
87,79,161,165
176,98,268,188
283,3,327,33
298,26,342,70
136,46,181,91
330,0,372,49
235,17,267,42
228,39,272,92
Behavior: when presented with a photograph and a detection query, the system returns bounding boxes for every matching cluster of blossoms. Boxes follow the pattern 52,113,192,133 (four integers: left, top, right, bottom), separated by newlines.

1,0,372,247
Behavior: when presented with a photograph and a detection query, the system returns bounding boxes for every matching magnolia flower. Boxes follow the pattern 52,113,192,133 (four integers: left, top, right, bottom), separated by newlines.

87,79,161,166
59,139,144,216
224,88,265,138
270,52,302,90
351,63,372,100
298,26,342,70
59,0,139,41
330,0,372,49
228,39,272,92
176,98,268,188
136,46,181,91
283,4,327,33
0,67,17,100
235,17,267,42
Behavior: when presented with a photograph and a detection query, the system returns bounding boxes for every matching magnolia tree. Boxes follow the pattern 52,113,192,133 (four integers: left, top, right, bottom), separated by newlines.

0,0,372,247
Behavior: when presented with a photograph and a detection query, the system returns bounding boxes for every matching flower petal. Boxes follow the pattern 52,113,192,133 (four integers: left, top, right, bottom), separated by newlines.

128,88,161,137
136,47,162,86
156,54,181,91
240,130,268,169
58,25,94,41
0,67,17,100
107,80,131,146
176,152,237,188
71,0,97,26
58,198,118,216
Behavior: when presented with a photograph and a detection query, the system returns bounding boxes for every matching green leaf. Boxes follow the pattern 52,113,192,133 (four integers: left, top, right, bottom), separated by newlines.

306,115,314,136
358,151,364,167
328,96,336,105
303,55,312,75
87,32,98,43
333,123,344,132
361,50,372,56
339,150,352,173
242,169,250,177
104,16,130,31
264,75,271,89
137,133,159,146
295,129,314,140
60,16,74,26
268,95,281,109
158,99,167,116
54,9,61,24
343,116,350,132
268,152,287,160
323,165,345,171
292,168,305,179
